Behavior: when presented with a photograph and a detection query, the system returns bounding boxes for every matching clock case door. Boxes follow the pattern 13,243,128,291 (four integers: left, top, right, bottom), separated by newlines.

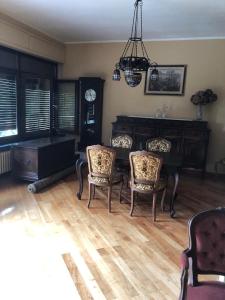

79,77,104,150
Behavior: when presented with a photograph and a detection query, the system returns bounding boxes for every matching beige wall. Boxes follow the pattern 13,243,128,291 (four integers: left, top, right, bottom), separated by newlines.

0,12,65,62
62,40,225,172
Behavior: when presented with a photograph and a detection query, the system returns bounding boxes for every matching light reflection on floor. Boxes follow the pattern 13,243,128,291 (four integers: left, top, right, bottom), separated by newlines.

0,206,15,216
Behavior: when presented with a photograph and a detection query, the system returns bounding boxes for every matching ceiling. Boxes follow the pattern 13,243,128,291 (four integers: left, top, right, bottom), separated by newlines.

0,0,225,43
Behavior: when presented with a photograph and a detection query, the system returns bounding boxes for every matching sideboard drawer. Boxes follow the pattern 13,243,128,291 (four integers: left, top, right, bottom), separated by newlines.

160,127,182,137
112,123,132,134
184,128,209,139
134,126,156,136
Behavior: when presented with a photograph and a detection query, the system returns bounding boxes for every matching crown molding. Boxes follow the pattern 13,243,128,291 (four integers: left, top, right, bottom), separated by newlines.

64,36,225,44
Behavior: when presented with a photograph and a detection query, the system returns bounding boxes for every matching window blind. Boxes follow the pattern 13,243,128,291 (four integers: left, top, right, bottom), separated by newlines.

0,72,17,138
24,78,50,134
55,81,78,132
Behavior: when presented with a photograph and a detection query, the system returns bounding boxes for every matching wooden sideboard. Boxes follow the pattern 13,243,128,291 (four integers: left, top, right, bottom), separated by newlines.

112,115,210,174
12,135,76,181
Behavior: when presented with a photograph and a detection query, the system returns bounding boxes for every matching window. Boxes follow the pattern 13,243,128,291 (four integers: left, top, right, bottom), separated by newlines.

0,46,57,145
55,81,78,133
0,72,18,138
24,77,51,135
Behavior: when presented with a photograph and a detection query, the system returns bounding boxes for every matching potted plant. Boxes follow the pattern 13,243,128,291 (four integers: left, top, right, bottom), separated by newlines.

191,89,217,120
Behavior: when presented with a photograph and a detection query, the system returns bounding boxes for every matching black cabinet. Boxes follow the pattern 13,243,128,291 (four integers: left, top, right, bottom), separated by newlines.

112,115,210,174
78,77,104,149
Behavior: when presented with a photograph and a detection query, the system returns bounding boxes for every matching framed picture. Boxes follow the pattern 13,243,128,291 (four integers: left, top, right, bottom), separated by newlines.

145,65,187,95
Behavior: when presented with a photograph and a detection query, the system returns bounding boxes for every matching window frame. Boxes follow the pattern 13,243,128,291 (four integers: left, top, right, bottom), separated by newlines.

0,46,57,146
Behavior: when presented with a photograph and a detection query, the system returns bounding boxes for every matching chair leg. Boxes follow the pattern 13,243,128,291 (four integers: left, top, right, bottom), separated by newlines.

88,183,93,208
119,176,124,203
161,188,167,212
108,186,112,213
130,189,135,216
126,174,130,188
152,193,157,222
93,185,96,199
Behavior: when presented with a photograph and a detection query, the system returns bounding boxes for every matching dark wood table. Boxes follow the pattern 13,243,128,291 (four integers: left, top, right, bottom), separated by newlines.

75,148,183,218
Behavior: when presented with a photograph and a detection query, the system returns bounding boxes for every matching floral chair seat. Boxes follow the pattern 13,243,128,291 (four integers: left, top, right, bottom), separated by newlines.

133,179,166,192
88,173,122,185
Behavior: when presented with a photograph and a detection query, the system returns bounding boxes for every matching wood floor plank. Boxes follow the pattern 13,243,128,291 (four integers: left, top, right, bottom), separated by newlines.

63,253,92,300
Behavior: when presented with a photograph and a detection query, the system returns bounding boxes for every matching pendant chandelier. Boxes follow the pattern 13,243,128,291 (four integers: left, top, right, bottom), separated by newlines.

112,0,159,87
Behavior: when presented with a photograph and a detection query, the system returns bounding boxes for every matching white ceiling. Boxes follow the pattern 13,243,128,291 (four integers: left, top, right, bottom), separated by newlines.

0,0,225,43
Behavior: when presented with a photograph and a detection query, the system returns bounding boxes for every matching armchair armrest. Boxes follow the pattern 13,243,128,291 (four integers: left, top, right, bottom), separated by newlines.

180,250,189,270
179,250,191,300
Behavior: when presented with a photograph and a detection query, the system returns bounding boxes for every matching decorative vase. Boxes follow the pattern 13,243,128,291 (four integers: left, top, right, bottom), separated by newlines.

196,104,203,120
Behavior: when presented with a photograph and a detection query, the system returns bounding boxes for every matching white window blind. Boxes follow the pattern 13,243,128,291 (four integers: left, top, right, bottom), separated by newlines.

24,78,50,134
0,72,17,138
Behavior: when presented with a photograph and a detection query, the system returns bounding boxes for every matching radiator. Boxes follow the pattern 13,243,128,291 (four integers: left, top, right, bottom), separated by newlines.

0,151,12,175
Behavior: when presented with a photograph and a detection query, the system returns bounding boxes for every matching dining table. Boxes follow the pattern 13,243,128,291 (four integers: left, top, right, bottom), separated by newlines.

75,148,183,218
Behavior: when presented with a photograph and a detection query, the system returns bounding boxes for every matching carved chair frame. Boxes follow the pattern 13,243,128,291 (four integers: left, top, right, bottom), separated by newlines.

179,207,225,300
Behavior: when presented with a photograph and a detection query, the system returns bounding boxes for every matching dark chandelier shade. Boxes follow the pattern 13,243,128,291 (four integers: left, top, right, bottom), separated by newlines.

112,0,159,87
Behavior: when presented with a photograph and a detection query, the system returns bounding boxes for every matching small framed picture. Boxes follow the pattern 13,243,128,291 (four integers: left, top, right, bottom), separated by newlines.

145,65,187,96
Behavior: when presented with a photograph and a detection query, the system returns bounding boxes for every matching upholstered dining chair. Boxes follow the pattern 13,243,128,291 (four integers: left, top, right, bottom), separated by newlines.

146,137,171,152
111,134,133,149
179,207,225,300
111,134,133,184
86,145,123,212
129,151,167,221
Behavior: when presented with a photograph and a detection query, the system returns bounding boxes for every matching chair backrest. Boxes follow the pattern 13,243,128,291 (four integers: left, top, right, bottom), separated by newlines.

188,207,225,282
129,151,163,185
86,145,116,179
111,134,133,149
146,138,171,152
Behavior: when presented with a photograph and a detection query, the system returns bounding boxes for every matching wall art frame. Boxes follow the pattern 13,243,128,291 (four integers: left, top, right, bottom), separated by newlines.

145,65,187,95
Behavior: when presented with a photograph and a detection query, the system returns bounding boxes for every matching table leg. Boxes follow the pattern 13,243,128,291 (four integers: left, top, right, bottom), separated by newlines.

170,171,179,218
76,158,86,200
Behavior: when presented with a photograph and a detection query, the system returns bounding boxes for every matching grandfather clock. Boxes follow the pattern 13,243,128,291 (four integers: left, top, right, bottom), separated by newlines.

78,77,104,150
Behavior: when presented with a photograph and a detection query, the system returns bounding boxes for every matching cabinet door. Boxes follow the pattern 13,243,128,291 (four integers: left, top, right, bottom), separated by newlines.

183,138,208,169
133,127,156,150
159,127,182,153
12,147,38,180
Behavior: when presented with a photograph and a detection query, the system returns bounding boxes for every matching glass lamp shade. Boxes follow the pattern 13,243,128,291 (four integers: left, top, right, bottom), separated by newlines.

124,67,134,76
150,68,159,81
112,68,121,81
125,72,142,87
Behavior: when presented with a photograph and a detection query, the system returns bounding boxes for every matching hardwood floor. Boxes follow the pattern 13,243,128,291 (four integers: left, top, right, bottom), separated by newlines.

0,173,224,300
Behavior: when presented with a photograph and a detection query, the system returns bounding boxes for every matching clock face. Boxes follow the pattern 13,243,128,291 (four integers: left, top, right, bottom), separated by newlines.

85,89,96,102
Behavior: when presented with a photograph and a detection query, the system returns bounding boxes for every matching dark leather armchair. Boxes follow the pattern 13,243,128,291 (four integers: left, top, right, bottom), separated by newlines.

179,207,225,300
